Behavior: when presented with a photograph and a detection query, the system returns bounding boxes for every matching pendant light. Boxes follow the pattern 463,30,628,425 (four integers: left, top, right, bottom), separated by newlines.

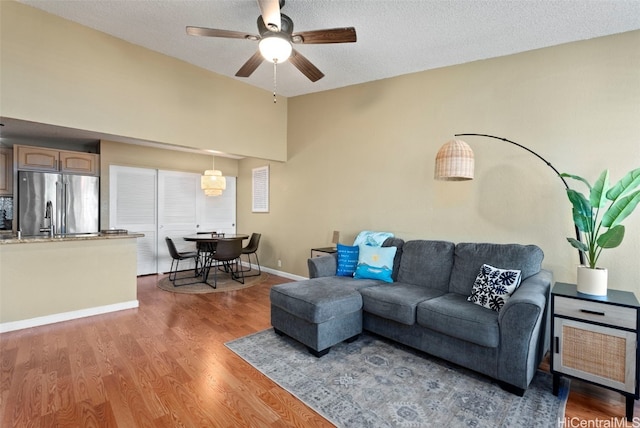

201,162,226,197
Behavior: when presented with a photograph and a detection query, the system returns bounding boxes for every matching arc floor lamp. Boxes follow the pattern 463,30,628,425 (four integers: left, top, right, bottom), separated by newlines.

434,133,585,265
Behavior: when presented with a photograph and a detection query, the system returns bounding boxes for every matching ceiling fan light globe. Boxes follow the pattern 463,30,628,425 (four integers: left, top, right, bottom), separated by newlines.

259,36,292,63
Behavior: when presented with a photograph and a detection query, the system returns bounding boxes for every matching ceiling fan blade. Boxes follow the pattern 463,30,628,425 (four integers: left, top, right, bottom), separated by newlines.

235,51,265,78
289,49,324,82
292,27,357,44
257,0,281,32
186,26,258,40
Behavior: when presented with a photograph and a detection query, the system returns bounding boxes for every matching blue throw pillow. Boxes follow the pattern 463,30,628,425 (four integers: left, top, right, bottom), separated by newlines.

336,244,359,277
354,245,397,283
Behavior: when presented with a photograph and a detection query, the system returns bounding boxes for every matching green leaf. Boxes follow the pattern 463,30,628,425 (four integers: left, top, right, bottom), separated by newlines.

561,173,592,191
596,225,625,248
602,190,640,228
572,209,590,232
590,170,609,208
606,168,640,201
567,237,588,252
567,189,592,218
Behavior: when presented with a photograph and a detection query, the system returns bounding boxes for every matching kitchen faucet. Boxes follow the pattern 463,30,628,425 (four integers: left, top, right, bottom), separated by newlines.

40,200,55,237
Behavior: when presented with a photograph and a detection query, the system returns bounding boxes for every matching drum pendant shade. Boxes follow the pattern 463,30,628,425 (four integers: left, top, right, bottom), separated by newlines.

434,139,475,181
201,169,226,196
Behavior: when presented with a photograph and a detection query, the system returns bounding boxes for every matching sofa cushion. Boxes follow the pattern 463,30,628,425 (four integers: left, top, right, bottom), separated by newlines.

360,283,446,325
417,293,500,348
354,245,397,283
468,264,522,312
448,243,543,296
382,237,404,281
336,243,359,277
270,278,374,324
397,240,455,291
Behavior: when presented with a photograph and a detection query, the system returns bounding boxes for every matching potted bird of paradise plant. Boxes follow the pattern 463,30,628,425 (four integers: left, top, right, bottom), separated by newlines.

561,168,640,295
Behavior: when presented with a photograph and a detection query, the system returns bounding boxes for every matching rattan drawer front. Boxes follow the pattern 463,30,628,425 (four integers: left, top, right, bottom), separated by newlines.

554,296,637,330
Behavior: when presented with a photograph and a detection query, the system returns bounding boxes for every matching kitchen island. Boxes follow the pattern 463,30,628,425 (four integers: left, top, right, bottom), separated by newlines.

0,232,143,332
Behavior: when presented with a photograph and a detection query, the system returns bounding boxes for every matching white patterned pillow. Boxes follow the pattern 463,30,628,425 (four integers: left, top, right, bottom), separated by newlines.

468,264,522,312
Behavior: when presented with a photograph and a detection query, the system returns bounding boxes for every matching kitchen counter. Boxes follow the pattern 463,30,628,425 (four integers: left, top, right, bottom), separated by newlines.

0,232,144,245
0,231,142,332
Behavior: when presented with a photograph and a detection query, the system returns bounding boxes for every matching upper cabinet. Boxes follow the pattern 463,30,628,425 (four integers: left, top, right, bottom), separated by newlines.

15,145,99,176
59,150,99,175
0,147,13,196
16,145,58,171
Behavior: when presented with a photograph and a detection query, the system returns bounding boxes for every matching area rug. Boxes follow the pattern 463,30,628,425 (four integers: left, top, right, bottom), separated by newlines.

226,329,570,427
156,270,268,294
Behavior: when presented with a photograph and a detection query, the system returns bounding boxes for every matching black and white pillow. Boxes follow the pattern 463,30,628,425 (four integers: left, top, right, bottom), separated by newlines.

468,264,522,312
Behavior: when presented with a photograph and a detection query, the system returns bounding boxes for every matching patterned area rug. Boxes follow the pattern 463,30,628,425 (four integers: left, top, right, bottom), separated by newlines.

156,270,268,294
226,329,570,427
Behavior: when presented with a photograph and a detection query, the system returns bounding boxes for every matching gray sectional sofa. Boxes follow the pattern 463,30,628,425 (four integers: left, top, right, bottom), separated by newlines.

270,238,552,395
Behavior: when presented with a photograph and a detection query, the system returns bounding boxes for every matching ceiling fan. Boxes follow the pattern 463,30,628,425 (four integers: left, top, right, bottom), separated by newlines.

186,0,357,82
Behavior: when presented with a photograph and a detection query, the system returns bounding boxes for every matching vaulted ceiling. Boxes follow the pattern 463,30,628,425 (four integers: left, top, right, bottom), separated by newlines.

18,0,640,98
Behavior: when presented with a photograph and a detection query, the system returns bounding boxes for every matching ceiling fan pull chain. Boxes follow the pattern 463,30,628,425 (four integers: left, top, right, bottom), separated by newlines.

273,59,278,103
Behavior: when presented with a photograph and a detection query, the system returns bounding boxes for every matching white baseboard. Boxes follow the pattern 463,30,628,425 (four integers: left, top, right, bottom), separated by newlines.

241,262,307,281
0,300,140,333
1,264,303,334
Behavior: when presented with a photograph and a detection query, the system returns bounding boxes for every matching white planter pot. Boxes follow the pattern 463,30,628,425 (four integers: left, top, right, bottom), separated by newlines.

577,266,608,296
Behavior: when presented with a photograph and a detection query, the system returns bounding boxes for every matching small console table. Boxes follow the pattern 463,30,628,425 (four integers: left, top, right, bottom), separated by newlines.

551,282,640,419
310,247,337,258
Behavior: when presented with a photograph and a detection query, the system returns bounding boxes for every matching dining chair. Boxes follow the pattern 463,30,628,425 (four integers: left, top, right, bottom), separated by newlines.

206,238,244,288
165,237,201,286
241,233,262,277
195,231,217,273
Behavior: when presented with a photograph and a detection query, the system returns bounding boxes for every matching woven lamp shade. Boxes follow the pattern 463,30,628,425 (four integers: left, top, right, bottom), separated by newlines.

201,170,226,196
434,139,475,181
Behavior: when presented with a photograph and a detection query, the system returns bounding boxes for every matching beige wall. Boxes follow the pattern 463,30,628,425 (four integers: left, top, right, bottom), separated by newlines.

0,1,287,161
99,140,239,229
2,0,638,296
238,31,640,296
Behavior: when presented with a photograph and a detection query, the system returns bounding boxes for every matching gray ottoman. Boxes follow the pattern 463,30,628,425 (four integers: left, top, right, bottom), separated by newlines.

270,279,363,357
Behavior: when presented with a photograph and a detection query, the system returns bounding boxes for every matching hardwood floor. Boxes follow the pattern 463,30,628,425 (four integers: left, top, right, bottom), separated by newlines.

1,273,638,427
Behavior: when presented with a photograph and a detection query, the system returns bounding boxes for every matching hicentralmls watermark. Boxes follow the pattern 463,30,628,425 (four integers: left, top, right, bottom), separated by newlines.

559,417,640,427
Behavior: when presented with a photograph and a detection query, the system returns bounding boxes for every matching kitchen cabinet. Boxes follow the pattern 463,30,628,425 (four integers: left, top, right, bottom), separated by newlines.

16,145,99,175
0,148,13,195
59,150,99,175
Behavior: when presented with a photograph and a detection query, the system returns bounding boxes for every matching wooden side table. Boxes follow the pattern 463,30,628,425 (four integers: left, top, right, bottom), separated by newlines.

551,282,640,419
310,247,337,258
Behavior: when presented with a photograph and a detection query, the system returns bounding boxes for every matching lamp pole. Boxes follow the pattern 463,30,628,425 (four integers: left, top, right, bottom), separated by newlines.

455,133,585,265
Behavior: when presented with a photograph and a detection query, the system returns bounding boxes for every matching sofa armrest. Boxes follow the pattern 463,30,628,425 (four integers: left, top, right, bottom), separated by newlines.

497,269,552,390
308,254,338,278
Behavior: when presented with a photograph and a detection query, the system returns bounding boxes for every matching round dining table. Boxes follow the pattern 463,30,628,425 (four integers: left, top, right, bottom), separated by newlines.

182,233,249,283
182,233,249,243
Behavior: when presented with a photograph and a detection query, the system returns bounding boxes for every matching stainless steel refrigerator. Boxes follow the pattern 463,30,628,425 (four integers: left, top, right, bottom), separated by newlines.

18,171,99,236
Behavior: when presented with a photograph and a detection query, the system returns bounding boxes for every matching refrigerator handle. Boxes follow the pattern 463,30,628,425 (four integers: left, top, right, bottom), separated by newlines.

55,180,60,235
56,180,63,235
62,181,68,234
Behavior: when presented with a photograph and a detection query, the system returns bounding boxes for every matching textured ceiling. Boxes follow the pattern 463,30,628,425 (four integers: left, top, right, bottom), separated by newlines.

17,0,640,98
